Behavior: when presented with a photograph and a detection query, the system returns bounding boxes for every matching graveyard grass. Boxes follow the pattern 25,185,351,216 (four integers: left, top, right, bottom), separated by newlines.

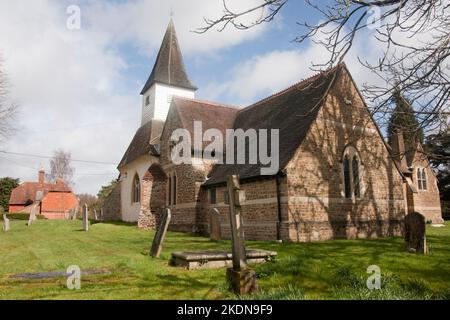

0,220,449,300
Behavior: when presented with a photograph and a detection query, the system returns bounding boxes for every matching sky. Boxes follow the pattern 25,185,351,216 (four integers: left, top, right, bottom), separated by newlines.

0,0,386,195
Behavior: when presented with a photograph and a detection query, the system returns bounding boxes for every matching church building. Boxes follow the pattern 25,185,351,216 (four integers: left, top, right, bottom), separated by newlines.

111,20,443,242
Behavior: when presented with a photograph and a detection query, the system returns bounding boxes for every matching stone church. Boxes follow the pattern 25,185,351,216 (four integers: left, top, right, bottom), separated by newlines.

107,20,443,242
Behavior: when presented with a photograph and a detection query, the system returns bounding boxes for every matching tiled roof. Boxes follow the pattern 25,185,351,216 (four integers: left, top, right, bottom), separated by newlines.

118,119,164,168
172,97,239,148
203,64,343,186
9,180,72,205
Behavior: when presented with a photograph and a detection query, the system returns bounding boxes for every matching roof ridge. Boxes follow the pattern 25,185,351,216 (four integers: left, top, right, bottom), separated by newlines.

238,63,343,114
173,96,240,110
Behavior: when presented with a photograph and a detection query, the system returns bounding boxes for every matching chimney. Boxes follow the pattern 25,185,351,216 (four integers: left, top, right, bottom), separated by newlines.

391,130,408,169
38,167,45,184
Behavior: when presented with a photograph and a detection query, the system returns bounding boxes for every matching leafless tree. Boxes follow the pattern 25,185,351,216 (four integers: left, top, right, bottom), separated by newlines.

0,56,17,141
48,149,75,185
197,0,449,135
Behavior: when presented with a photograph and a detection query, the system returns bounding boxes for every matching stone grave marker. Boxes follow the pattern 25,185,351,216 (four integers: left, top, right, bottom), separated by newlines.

210,208,222,241
27,204,38,227
225,175,258,295
83,204,89,231
3,214,10,232
405,212,428,254
150,209,171,258
1,208,10,232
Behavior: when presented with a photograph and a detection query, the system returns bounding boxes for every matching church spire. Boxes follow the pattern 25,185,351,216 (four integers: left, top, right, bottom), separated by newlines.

140,19,197,95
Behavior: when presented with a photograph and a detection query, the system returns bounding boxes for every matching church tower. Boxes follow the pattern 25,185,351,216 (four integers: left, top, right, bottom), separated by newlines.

140,19,197,124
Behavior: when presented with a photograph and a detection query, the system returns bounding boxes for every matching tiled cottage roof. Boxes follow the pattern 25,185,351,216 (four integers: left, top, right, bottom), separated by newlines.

141,20,197,94
118,119,164,168
9,180,72,205
204,64,342,186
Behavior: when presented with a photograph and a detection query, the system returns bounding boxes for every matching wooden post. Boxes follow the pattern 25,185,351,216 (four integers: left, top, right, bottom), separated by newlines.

227,175,247,271
226,175,258,295
210,208,222,242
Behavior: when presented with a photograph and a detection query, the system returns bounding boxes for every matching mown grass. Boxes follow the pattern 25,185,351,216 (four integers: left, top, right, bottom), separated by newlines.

0,219,448,300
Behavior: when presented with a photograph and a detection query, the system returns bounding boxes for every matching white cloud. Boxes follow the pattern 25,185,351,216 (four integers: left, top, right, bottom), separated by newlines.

85,0,269,55
0,0,273,194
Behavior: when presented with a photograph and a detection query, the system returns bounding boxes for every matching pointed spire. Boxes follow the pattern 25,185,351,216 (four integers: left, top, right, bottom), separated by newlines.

141,20,197,94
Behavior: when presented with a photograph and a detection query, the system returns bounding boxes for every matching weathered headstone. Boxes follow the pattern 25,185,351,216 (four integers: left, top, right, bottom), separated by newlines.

405,212,428,254
27,204,38,227
1,207,10,232
150,209,171,258
225,175,258,295
210,208,222,242
83,204,89,231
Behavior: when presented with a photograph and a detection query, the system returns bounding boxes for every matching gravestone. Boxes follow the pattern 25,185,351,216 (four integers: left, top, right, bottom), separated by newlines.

83,204,89,231
27,204,38,227
70,208,77,220
150,209,171,258
2,208,10,232
226,175,258,295
405,212,428,254
3,214,10,232
210,208,222,241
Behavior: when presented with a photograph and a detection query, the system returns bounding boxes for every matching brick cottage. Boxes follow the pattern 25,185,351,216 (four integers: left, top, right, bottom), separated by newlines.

9,168,79,219
107,20,443,242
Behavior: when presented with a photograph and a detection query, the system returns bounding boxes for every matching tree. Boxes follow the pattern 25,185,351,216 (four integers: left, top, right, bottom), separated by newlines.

387,92,424,155
77,193,98,209
0,56,18,141
97,180,118,206
425,131,450,201
197,0,450,135
48,149,75,185
0,177,19,212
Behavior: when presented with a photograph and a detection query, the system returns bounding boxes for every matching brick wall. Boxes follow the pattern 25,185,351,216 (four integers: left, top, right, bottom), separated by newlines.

407,151,443,223
283,68,405,241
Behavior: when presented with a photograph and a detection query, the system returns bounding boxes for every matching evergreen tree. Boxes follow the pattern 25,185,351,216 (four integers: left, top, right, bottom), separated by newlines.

0,177,19,211
425,131,450,201
387,93,424,156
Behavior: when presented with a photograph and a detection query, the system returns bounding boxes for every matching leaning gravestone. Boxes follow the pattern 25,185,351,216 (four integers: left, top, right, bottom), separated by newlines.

405,212,428,254
210,208,221,241
150,209,171,258
83,204,89,231
27,204,38,227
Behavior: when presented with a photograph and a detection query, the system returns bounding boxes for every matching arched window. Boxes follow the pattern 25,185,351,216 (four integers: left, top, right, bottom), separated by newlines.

352,157,360,198
167,172,177,206
343,156,351,198
342,146,363,200
132,174,140,203
417,168,427,191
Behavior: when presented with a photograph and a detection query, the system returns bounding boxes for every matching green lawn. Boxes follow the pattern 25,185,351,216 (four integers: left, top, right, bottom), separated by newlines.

0,219,449,300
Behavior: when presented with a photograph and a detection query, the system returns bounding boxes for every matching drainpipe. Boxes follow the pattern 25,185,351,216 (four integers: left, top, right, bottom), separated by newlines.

275,173,283,241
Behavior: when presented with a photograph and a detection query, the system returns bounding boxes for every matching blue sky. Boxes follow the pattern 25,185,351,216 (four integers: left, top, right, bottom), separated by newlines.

0,0,383,194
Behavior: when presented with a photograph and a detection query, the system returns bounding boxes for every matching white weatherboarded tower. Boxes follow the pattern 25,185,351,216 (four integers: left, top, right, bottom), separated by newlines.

140,19,197,124
117,19,197,223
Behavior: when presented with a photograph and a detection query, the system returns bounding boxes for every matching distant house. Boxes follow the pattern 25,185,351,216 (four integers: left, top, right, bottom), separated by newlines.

8,168,79,219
